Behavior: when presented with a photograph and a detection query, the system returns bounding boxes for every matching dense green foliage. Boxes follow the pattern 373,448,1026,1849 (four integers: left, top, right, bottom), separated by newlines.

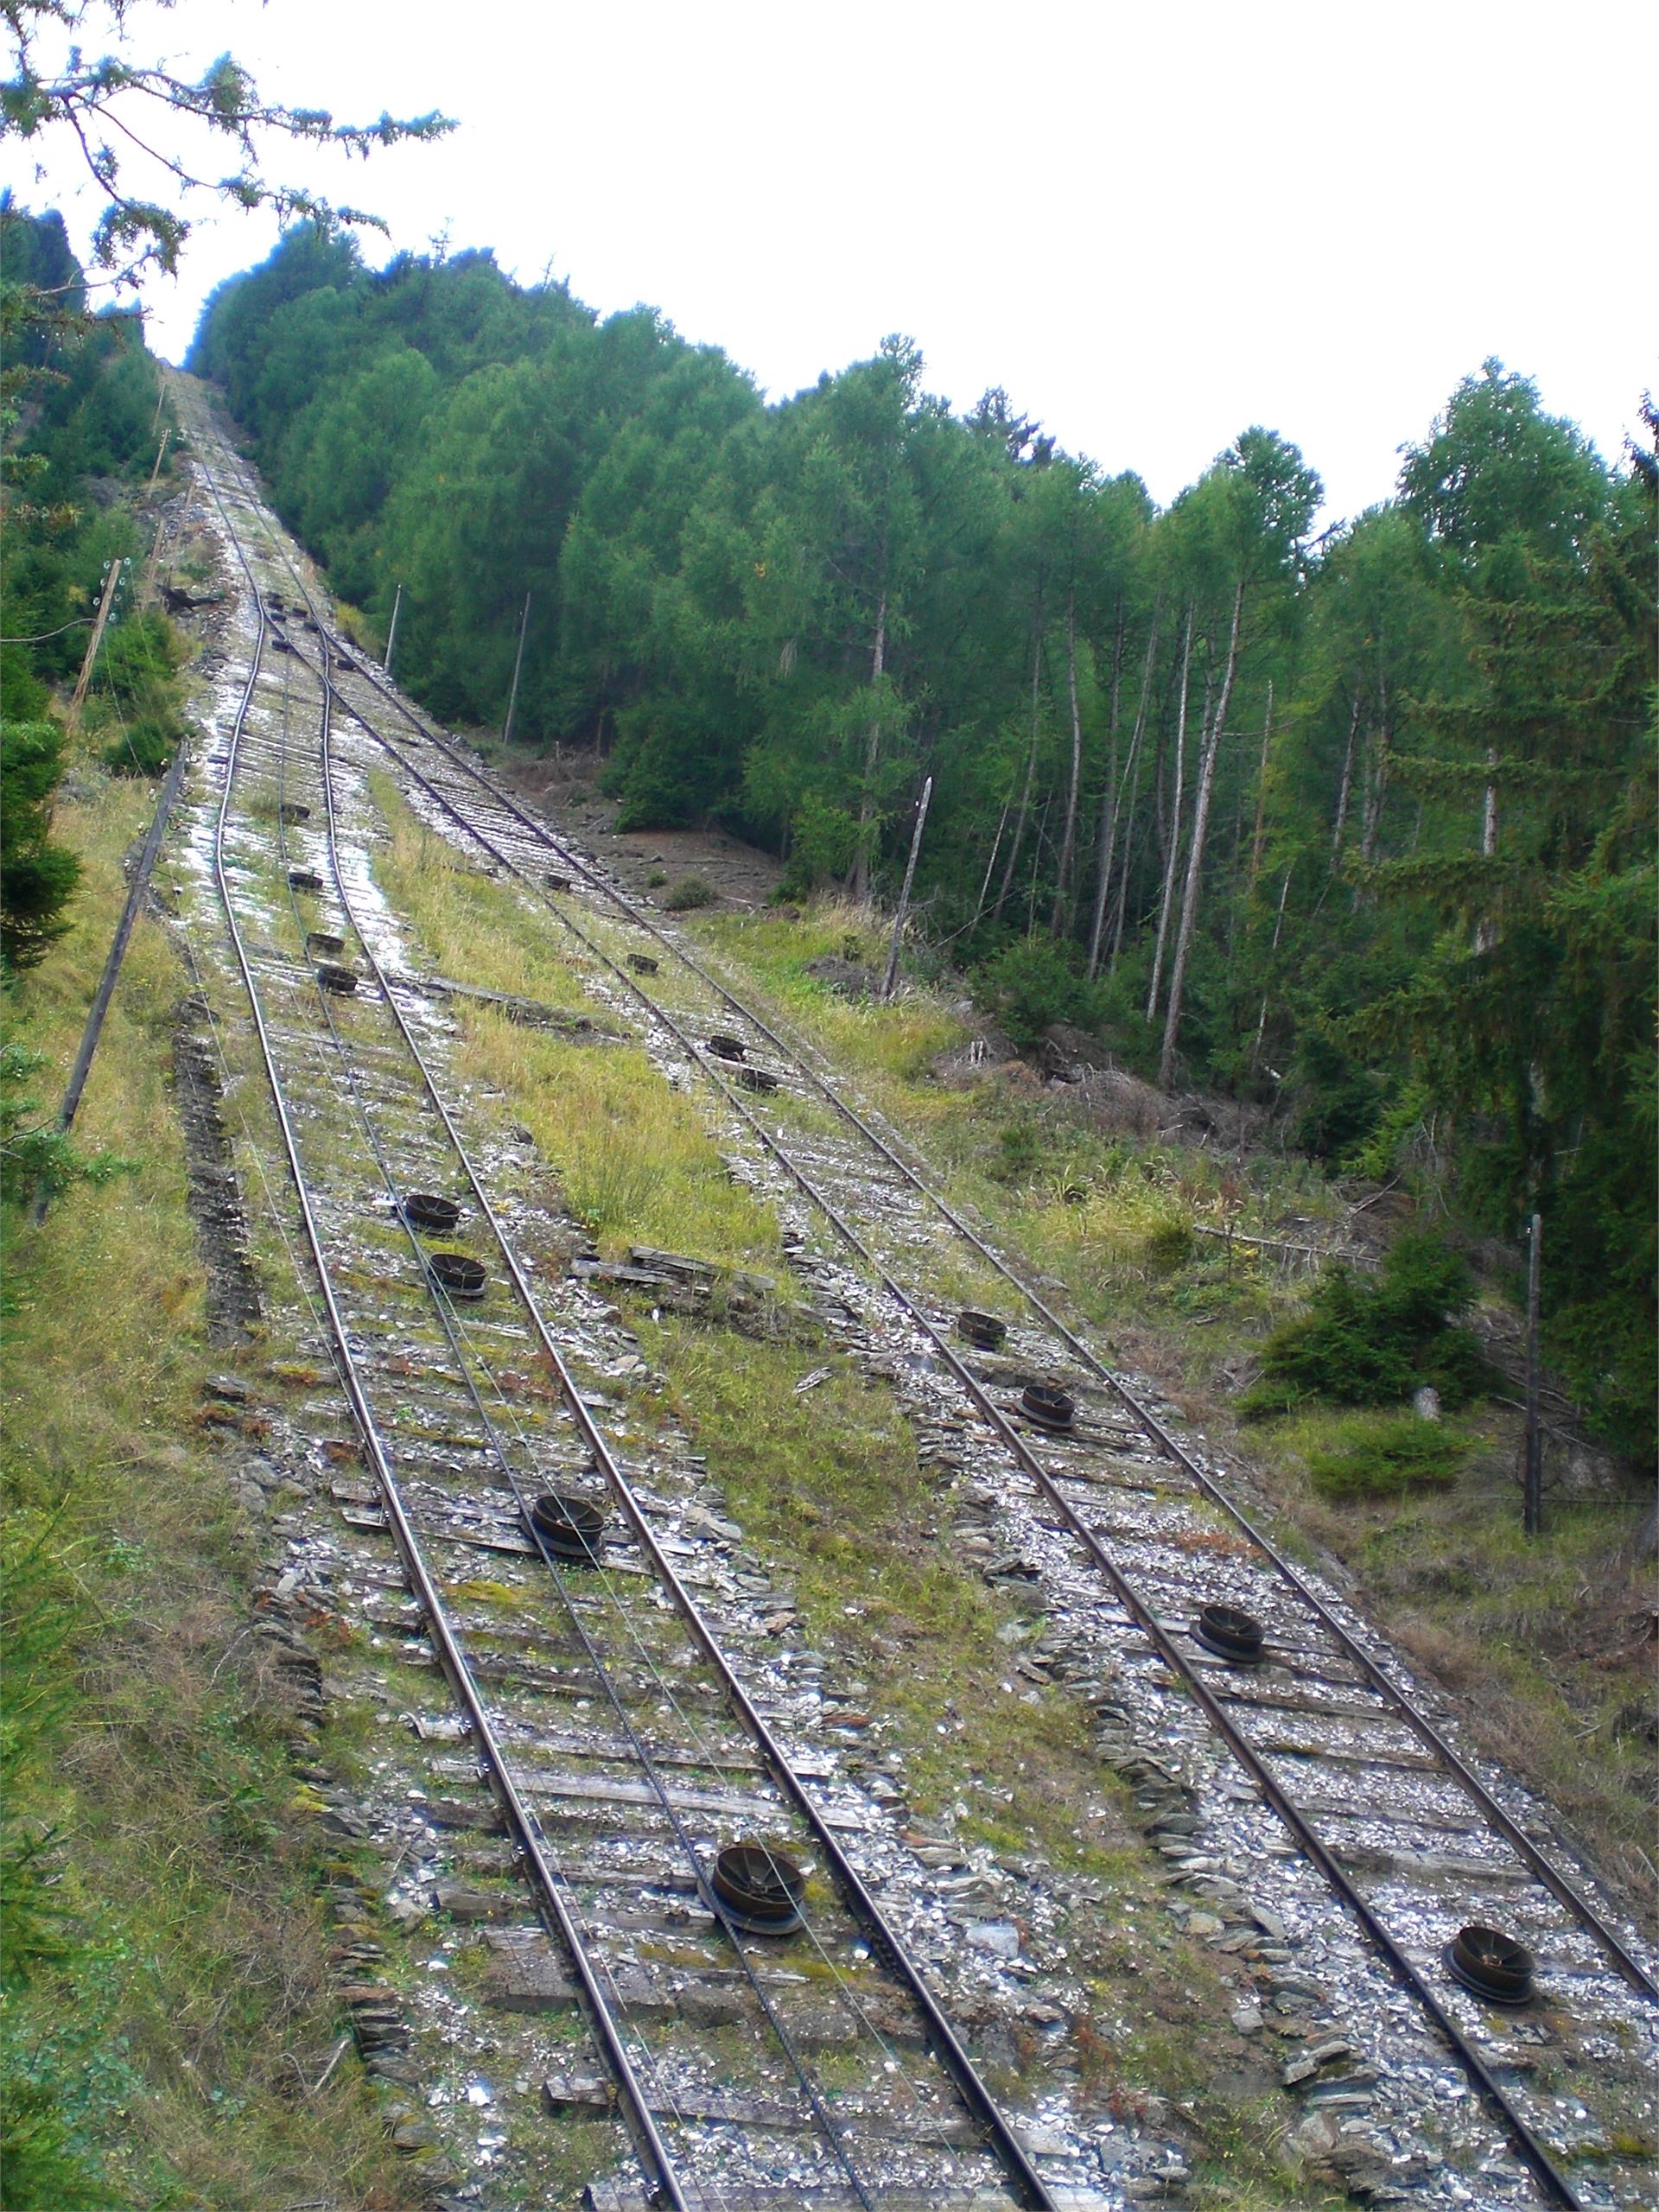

1,204,184,972
0,721,80,970
188,234,1656,1452
1241,1232,1492,1418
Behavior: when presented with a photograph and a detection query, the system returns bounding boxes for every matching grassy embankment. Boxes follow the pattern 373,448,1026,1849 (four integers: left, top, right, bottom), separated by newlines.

690,901,1658,1912
2,765,416,2210
368,786,1316,2209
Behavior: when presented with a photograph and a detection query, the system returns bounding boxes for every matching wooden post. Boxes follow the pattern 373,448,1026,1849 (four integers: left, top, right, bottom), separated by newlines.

1523,1212,1543,1537
143,429,169,499
384,582,404,679
503,592,531,744
881,774,932,1001
66,558,122,734
33,735,193,1223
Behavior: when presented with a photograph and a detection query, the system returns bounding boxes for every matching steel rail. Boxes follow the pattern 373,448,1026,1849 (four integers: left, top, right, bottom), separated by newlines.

207,595,693,2212
310,668,1601,2212
200,451,1055,2212
324,643,1657,2014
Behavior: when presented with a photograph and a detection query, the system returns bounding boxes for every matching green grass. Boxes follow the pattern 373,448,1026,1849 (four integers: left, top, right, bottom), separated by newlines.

3,764,416,2209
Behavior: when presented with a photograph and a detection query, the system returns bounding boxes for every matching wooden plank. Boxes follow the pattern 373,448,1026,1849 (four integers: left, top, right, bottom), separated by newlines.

543,2073,980,2145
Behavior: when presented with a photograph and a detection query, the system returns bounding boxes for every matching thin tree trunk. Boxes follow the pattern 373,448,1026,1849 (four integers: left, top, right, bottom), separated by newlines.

1026,794,1053,936
969,797,1012,934
1330,692,1361,862
1109,641,1167,972
1050,588,1085,933
1089,601,1157,976
1145,608,1194,1022
1248,678,1274,897
992,608,1043,925
1108,709,1151,973
1359,752,1389,861
1249,866,1294,1077
850,583,888,906
1160,578,1244,1090
1475,742,1498,951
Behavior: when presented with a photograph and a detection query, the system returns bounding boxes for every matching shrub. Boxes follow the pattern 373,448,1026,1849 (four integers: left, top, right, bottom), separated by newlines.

662,873,715,912
1241,1229,1493,1416
970,936,1105,1052
92,609,183,709
646,869,668,887
103,710,181,778
1304,1414,1465,1501
779,793,857,894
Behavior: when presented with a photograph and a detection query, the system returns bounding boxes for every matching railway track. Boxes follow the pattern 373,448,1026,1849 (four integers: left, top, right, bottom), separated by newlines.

195,464,1077,2210
176,385,1656,2212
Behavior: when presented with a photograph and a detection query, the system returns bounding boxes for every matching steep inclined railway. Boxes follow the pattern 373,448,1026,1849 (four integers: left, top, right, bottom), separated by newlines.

196,451,1070,2211
175,388,1656,2212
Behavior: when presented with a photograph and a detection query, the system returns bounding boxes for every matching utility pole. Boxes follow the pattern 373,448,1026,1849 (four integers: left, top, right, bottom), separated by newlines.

143,429,169,499
503,593,531,745
881,775,932,1001
66,559,122,734
384,582,404,680
34,735,193,1224
1522,1212,1544,1537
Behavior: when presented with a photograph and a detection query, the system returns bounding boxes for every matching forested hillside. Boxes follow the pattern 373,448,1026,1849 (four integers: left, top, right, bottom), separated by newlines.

2,203,180,975
191,231,1655,1452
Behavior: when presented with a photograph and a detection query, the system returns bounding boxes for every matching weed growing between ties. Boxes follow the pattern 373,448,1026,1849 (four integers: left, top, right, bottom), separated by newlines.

2,767,415,2209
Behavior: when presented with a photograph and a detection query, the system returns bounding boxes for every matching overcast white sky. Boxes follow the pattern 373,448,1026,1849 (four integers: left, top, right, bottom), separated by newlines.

11,0,1653,524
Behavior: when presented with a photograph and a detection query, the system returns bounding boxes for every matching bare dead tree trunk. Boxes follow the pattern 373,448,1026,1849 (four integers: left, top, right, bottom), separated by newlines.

1160,578,1244,1090
850,583,888,906
1145,607,1194,1022
1050,588,1086,933
1330,692,1361,863
992,607,1044,925
1089,601,1158,976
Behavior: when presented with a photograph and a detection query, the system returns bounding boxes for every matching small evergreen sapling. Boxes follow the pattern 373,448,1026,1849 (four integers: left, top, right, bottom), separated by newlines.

1241,1230,1493,1417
